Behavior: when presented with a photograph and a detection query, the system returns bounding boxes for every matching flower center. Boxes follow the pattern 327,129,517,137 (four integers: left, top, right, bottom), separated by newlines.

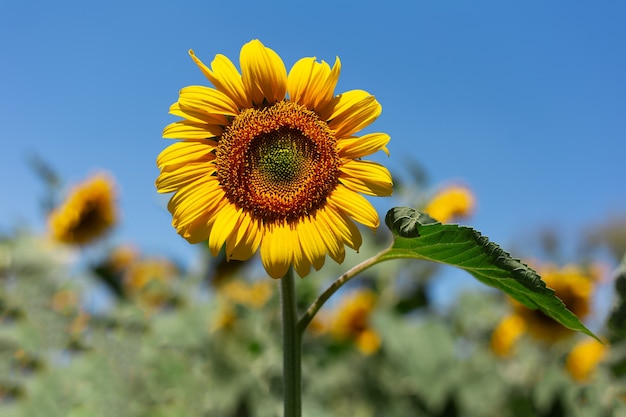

217,100,340,225
255,133,307,185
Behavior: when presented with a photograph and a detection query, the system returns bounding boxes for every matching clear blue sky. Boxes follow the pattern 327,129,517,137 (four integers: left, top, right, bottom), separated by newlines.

2,1,625,285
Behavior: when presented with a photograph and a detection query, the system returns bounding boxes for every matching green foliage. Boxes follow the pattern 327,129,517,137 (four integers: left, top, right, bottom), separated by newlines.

384,207,599,341
6,103,623,416
1,215,625,416
607,255,626,380
608,255,626,343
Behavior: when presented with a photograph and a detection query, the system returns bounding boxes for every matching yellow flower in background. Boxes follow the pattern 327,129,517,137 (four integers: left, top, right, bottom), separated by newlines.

211,279,274,331
68,311,90,339
49,289,90,340
566,339,607,382
516,264,594,342
211,304,237,332
217,279,273,309
48,173,117,245
50,289,80,315
123,258,178,310
107,244,140,272
490,314,526,357
328,289,381,355
423,185,474,223
156,40,392,279
491,263,596,355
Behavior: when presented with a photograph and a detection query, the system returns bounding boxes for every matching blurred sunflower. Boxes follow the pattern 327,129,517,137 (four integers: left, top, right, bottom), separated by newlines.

50,289,90,343
156,39,392,279
211,279,274,332
217,279,273,309
423,185,474,223
48,173,117,245
565,338,607,382
123,258,178,311
106,244,140,273
325,289,381,355
50,289,80,316
491,263,596,356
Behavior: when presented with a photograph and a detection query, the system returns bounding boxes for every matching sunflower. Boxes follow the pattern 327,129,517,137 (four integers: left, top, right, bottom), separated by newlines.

423,185,474,223
156,40,392,278
489,314,526,357
491,263,596,356
123,257,178,310
327,289,381,355
48,173,117,245
211,279,274,332
565,338,607,382
217,279,273,309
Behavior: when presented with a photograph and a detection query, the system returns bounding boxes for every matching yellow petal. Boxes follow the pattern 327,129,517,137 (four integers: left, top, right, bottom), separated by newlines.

287,57,315,107
337,133,390,158
324,90,382,138
318,206,361,253
156,140,217,170
290,222,314,278
178,86,239,117
311,57,341,110
296,217,327,273
260,223,293,279
181,214,213,244
339,160,393,197
240,39,287,106
293,244,312,278
223,210,252,258
177,211,214,243
311,210,346,263
189,50,250,109
208,204,244,257
156,162,216,193
163,120,223,140
327,185,380,231
225,212,262,261
288,56,340,111
168,177,223,228
176,194,231,244
169,102,228,126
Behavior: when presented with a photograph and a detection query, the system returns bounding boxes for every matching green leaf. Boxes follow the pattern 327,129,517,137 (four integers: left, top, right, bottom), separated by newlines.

383,206,599,341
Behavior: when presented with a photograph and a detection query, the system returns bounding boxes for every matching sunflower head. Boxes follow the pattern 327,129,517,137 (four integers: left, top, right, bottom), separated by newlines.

514,264,594,343
490,314,526,357
565,339,607,382
123,258,178,311
216,279,273,309
48,173,117,245
423,185,475,223
326,289,381,355
156,40,393,278
492,263,596,352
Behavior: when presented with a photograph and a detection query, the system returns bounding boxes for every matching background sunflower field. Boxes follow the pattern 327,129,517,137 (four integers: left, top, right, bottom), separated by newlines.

2,166,626,416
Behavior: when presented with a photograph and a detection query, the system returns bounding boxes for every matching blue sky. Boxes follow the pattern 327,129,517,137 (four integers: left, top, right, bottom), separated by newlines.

2,1,625,296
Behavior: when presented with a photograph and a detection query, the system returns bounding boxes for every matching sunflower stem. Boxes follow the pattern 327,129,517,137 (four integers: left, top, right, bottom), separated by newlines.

297,248,391,333
281,268,302,417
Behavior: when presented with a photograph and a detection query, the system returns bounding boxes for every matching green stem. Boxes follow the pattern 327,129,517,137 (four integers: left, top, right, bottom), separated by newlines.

297,248,391,333
281,268,301,417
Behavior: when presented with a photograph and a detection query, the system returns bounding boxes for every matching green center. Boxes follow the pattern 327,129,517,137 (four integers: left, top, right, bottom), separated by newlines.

216,100,341,224
252,128,311,186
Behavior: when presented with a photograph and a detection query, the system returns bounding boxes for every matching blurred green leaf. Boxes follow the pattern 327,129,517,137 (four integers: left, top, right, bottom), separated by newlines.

607,254,626,378
608,255,626,343
384,207,599,341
